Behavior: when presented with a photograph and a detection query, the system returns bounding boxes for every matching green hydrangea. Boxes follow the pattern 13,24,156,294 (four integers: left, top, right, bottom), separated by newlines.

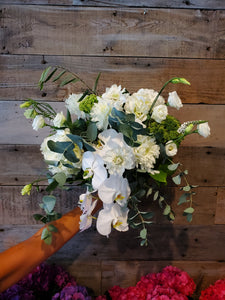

148,115,181,144
79,94,98,114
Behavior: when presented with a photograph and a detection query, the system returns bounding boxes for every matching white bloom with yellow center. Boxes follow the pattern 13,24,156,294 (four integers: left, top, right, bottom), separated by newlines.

97,129,135,176
79,191,97,232
133,135,160,174
65,93,87,119
82,151,107,190
165,140,178,157
151,104,168,123
98,175,131,207
96,203,129,236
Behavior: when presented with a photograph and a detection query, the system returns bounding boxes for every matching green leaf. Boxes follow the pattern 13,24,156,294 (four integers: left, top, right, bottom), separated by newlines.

66,134,83,149
41,228,52,245
39,66,52,90
172,174,181,185
41,195,56,214
44,67,58,83
184,207,194,214
186,213,193,222
53,172,66,186
82,140,96,152
53,70,66,82
147,187,153,197
93,72,101,93
141,211,154,219
178,193,188,205
168,163,179,171
86,122,98,142
169,212,175,220
163,204,171,215
150,170,168,184
140,239,147,246
140,228,147,239
153,191,159,201
60,77,80,87
64,144,79,163
183,185,191,191
47,140,72,153
48,224,58,233
46,179,58,192
33,214,47,223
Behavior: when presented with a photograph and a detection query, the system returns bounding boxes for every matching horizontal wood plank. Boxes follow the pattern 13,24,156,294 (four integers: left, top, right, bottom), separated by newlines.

215,187,225,224
1,55,225,104
0,145,224,187
1,6,224,58
1,224,225,261
0,101,223,147
0,185,217,225
0,1,225,9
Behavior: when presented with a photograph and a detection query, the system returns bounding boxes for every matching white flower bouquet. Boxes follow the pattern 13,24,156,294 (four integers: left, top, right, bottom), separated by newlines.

20,67,210,246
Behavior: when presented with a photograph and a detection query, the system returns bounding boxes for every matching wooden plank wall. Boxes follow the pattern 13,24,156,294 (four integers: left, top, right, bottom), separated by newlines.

0,0,225,297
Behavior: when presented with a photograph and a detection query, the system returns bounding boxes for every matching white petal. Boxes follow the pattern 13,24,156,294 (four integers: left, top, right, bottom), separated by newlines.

96,209,113,236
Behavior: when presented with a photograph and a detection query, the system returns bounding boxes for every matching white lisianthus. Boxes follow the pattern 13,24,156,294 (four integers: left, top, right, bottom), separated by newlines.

165,140,178,157
133,135,160,174
102,84,127,109
151,104,168,123
97,129,135,176
40,129,82,177
32,115,45,131
53,111,66,128
135,88,165,106
96,203,129,236
124,94,150,124
197,122,210,138
98,175,131,207
65,93,87,119
82,151,107,190
167,91,183,110
90,98,112,130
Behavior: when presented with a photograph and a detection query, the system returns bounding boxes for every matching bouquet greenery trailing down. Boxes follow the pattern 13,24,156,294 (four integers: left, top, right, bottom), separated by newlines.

20,66,210,246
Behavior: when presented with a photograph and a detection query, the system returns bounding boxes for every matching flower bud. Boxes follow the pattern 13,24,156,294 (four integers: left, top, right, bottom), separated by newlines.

21,184,32,196
20,101,32,108
24,108,37,119
185,123,194,134
32,115,45,131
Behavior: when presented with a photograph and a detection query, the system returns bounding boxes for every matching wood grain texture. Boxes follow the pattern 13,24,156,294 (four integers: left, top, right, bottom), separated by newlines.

1,224,225,261
0,145,224,187
215,187,225,224
0,0,224,9
0,101,223,147
1,54,225,104
1,6,224,58
0,185,217,225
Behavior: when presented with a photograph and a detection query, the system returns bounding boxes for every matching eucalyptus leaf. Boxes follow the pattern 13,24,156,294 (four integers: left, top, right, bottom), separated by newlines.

53,172,66,186
47,140,72,154
178,193,188,205
147,187,153,197
41,227,52,245
140,228,147,239
172,174,181,185
184,207,194,214
163,204,171,215
64,145,79,163
42,195,56,214
153,191,159,201
183,185,191,191
186,213,193,222
67,134,83,149
86,122,98,142
48,224,58,232
168,163,179,171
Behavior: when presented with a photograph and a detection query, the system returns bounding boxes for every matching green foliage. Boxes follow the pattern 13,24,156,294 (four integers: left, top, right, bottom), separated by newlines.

79,94,98,114
148,115,181,144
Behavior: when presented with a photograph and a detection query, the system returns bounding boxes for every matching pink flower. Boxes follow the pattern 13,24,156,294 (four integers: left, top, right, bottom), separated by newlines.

200,278,225,300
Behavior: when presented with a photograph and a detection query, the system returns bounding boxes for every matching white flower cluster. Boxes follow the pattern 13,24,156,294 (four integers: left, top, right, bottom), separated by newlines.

36,83,210,238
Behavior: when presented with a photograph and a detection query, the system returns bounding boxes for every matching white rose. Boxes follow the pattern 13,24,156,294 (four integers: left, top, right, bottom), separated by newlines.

168,91,183,110
53,111,66,128
197,122,210,138
165,141,178,157
151,104,168,123
32,115,45,131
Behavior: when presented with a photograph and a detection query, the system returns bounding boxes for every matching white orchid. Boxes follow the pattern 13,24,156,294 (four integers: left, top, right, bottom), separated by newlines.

79,195,97,232
97,129,135,176
82,151,107,190
98,175,131,207
96,203,129,236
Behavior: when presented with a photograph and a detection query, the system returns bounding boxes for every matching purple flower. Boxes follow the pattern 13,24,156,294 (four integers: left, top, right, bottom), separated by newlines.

52,283,92,300
0,284,35,300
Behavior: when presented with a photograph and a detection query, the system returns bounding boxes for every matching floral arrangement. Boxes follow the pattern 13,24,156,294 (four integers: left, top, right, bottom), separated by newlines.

97,265,196,300
0,262,91,300
200,278,225,299
20,66,210,246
